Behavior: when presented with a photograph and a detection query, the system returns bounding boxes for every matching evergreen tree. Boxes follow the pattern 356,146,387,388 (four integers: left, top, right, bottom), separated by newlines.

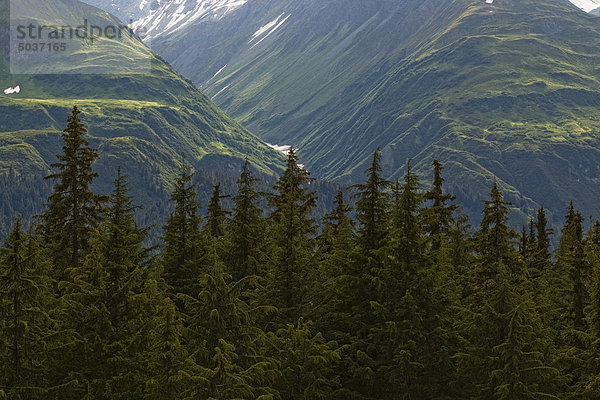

475,183,517,282
143,297,202,400
585,221,600,396
268,321,340,400
535,206,553,272
489,269,560,400
267,147,317,321
56,170,160,399
369,162,454,399
42,106,106,278
181,242,277,399
0,218,54,398
225,159,267,281
163,160,204,298
458,185,520,397
557,203,589,331
351,150,390,252
204,182,230,239
588,221,600,338
424,159,458,251
311,189,355,334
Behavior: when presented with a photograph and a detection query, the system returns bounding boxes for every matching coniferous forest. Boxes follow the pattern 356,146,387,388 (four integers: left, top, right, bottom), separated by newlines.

2,107,600,400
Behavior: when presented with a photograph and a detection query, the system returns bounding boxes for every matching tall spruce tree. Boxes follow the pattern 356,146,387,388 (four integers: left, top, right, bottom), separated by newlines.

553,203,593,397
368,162,454,399
42,106,105,278
424,159,458,251
558,202,589,331
143,296,203,400
458,185,519,397
312,189,355,333
585,221,600,396
535,206,553,272
267,147,317,321
488,268,560,400
0,218,54,397
225,159,267,281
268,321,340,400
163,160,203,298
351,150,390,253
56,170,160,399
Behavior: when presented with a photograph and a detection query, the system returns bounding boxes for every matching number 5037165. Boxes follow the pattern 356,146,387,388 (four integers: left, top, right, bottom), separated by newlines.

17,42,67,52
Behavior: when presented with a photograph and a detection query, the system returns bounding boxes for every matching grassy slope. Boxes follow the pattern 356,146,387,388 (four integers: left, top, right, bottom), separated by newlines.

192,0,600,227
0,0,284,200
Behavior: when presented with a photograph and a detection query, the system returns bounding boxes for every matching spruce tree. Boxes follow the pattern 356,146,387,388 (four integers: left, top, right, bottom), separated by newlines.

585,221,600,396
56,170,159,399
535,206,553,272
143,297,203,400
351,150,390,252
488,268,560,400
267,147,317,321
42,106,106,278
163,160,203,298
225,159,267,281
0,217,54,397
268,321,340,400
369,162,454,399
557,203,589,331
458,185,519,397
588,221,600,338
312,189,355,334
203,182,230,239
181,241,277,399
475,183,517,282
424,159,457,251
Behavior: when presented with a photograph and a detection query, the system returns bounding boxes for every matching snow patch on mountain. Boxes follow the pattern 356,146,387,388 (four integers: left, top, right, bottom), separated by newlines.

267,143,291,153
211,64,228,80
132,0,248,40
3,86,20,95
249,13,291,49
568,0,600,13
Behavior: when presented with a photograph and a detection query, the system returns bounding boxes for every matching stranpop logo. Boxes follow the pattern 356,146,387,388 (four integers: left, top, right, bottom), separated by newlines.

9,0,152,75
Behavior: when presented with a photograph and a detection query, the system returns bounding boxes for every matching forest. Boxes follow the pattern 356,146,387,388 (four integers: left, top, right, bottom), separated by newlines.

1,106,600,400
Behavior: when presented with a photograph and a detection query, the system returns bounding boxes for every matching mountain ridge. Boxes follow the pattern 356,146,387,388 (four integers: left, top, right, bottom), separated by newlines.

0,0,285,237
115,0,600,229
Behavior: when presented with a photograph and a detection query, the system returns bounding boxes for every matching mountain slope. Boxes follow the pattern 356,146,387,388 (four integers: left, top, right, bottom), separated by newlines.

0,0,284,235
135,0,600,228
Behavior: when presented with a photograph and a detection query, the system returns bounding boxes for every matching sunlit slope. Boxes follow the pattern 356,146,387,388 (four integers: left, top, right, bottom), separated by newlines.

0,0,284,199
184,0,600,225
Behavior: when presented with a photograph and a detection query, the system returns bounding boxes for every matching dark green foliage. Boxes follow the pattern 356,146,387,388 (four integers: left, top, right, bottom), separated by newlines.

424,159,458,251
267,321,340,400
162,160,204,298
41,106,106,277
225,159,267,281
54,169,161,399
3,143,600,399
351,150,390,253
180,241,277,399
267,148,317,322
203,183,230,239
0,218,54,398
558,203,589,332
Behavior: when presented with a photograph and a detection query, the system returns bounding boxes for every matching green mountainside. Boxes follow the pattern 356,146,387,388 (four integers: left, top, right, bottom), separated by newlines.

0,0,285,234
150,0,600,228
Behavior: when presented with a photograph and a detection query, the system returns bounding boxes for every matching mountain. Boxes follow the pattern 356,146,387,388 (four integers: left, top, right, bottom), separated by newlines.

0,0,284,236
567,0,600,14
102,0,600,229
78,0,154,23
